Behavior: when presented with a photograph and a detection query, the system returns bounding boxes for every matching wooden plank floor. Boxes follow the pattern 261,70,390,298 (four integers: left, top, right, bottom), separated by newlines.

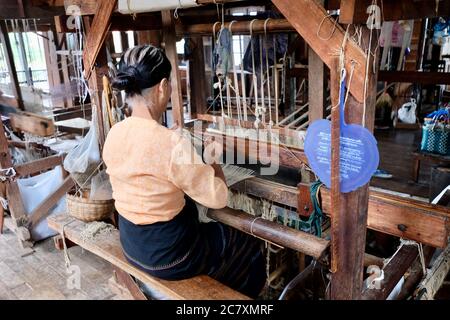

371,128,430,199
0,228,121,300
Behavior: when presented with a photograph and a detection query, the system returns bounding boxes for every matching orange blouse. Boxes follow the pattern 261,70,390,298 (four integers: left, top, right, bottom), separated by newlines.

102,116,228,225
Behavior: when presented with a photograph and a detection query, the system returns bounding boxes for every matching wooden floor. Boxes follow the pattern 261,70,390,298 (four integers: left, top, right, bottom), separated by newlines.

0,228,120,300
371,128,431,199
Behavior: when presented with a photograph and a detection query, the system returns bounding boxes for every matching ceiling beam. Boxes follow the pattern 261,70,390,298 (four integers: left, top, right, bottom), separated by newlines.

338,0,450,24
271,0,367,103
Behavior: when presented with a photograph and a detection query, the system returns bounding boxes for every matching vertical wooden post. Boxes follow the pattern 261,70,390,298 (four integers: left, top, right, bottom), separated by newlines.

187,36,207,118
87,46,108,148
137,30,161,47
120,31,129,53
0,20,24,110
48,29,64,108
330,28,379,300
57,33,74,108
0,123,31,247
162,10,184,127
308,0,326,122
308,46,326,121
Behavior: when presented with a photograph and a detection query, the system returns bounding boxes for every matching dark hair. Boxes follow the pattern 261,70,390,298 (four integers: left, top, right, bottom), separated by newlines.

111,45,172,96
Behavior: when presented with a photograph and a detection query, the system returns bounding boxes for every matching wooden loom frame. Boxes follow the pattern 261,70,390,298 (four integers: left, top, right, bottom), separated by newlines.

0,122,75,251
43,0,450,300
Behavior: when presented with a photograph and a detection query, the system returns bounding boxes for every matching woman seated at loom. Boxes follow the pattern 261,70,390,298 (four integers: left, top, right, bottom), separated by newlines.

103,45,265,298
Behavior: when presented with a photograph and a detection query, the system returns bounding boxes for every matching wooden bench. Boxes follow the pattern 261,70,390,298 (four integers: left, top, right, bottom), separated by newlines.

47,214,250,300
412,150,450,183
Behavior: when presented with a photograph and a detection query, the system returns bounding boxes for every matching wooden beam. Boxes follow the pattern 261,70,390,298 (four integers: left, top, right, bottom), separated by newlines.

112,267,148,300
181,19,294,35
204,131,308,170
15,155,64,178
378,71,450,85
53,107,92,121
396,245,436,300
232,177,450,248
330,59,341,275
0,20,24,110
197,113,303,139
82,0,117,80
339,0,450,24
329,26,379,299
361,245,418,300
0,123,30,245
322,187,450,249
9,112,55,137
307,0,325,122
208,207,329,260
308,46,326,121
87,45,108,147
162,10,184,127
187,37,207,118
271,0,367,103
137,30,161,47
29,175,75,228
416,243,450,300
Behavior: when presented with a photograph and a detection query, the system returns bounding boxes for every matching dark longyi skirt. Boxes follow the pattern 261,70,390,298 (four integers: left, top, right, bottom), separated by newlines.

118,198,266,298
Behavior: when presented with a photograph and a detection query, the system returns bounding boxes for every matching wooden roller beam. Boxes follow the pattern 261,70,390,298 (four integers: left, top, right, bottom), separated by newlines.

203,131,307,170
181,19,294,35
208,207,329,260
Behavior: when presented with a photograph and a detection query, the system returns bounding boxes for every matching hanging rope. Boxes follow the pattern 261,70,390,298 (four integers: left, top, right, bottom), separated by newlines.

250,19,261,128
229,20,243,123
317,13,338,41
259,32,266,125
174,0,183,19
264,18,273,127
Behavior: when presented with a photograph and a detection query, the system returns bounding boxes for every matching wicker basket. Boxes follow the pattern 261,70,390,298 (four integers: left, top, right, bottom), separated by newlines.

66,192,114,222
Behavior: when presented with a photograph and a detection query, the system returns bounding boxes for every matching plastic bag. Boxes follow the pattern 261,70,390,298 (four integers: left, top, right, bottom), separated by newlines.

17,165,66,241
90,169,113,200
63,105,100,186
398,98,417,124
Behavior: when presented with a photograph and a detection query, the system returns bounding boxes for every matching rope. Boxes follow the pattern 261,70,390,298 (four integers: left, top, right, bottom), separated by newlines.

59,218,77,270
249,216,283,248
0,167,16,182
308,181,324,237
259,32,266,125
174,0,183,19
264,18,273,127
0,196,8,210
249,19,260,128
273,29,279,125
229,20,242,123
384,239,427,276
126,0,137,20
317,13,338,41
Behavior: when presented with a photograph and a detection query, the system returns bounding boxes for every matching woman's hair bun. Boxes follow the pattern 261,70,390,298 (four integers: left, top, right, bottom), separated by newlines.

111,66,140,93
111,45,172,96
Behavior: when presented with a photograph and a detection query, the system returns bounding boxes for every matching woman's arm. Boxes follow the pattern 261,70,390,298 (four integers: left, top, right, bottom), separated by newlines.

169,136,228,209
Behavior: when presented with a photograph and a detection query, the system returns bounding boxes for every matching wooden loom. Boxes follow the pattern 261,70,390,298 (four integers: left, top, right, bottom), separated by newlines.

0,121,75,252
43,0,450,300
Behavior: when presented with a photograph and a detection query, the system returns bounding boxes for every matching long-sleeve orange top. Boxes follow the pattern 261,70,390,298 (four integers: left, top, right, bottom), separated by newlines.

102,116,228,225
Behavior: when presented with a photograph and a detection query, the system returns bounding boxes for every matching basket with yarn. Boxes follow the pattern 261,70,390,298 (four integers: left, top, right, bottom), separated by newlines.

67,168,115,222
66,189,114,222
